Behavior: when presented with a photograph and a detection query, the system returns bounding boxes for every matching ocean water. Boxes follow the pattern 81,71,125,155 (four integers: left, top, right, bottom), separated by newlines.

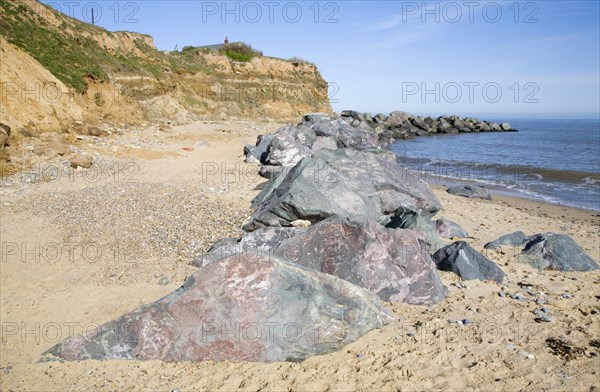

391,119,600,211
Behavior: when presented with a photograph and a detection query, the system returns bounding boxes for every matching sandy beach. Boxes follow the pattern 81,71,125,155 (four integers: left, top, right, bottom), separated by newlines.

1,120,599,391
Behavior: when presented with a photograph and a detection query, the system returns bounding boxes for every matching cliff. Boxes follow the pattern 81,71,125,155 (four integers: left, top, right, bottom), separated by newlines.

0,0,332,138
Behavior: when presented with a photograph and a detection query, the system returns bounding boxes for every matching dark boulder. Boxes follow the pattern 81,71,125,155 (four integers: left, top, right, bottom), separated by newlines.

377,129,394,144
340,110,365,122
452,118,466,129
437,118,452,133
305,116,379,149
258,165,285,180
386,208,445,251
520,233,599,272
303,113,331,122
42,253,393,363
246,115,382,167
447,185,492,200
243,156,381,230
244,149,442,231
374,113,387,124
400,123,424,136
484,231,529,249
433,241,505,283
245,133,276,164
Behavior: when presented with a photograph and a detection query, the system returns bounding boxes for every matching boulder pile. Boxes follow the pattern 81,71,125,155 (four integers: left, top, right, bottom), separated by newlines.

44,111,598,365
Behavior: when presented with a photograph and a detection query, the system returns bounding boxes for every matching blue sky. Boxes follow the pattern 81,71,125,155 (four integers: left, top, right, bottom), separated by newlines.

41,1,600,118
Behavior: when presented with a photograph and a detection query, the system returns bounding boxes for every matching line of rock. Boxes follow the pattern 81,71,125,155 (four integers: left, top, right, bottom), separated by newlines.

42,112,596,365
340,110,517,143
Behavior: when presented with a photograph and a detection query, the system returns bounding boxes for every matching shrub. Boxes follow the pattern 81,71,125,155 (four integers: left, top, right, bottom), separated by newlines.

288,56,313,65
219,42,262,62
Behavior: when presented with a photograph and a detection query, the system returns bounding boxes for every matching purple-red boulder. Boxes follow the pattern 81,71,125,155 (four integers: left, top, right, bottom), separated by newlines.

274,218,447,305
42,253,393,363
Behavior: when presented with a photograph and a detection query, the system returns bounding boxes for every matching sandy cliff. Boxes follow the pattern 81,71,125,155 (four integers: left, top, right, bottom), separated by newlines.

0,0,331,154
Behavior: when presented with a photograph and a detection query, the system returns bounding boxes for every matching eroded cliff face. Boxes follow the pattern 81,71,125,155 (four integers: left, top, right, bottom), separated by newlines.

0,0,332,139
119,54,332,123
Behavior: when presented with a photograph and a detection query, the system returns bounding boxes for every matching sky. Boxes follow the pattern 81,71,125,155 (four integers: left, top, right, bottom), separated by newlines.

40,0,600,118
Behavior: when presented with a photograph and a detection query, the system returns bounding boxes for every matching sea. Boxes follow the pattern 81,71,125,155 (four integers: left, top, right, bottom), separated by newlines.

391,118,600,212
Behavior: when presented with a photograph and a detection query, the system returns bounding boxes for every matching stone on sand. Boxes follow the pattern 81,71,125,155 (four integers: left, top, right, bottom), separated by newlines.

446,185,492,200
484,231,529,249
43,253,393,363
520,233,599,272
432,241,506,283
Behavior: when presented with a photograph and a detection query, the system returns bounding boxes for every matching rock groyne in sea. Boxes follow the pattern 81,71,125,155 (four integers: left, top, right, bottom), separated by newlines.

340,110,517,144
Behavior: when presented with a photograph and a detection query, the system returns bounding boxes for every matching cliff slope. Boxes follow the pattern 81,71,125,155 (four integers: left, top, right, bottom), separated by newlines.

0,0,332,138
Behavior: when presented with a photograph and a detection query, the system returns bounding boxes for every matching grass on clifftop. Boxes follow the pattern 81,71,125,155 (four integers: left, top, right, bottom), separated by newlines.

0,0,304,96
0,0,173,93
0,0,108,92
219,42,263,62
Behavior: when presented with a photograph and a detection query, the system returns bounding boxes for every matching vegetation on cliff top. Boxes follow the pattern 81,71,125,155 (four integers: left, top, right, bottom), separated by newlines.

0,0,216,92
0,0,108,92
0,0,322,98
219,42,263,62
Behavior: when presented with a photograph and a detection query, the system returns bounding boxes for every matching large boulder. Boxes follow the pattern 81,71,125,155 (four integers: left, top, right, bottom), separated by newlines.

447,185,492,200
484,231,529,249
38,132,70,156
196,218,447,305
433,241,505,283
245,133,276,164
399,122,423,136
42,253,393,363
489,122,502,132
273,218,447,305
304,116,379,149
520,233,599,272
432,218,469,239
388,111,410,127
246,116,382,167
410,117,430,133
476,122,491,132
340,110,365,122
244,156,381,230
243,149,441,231
436,118,452,133
245,125,317,166
265,135,312,167
192,226,304,267
311,136,338,151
